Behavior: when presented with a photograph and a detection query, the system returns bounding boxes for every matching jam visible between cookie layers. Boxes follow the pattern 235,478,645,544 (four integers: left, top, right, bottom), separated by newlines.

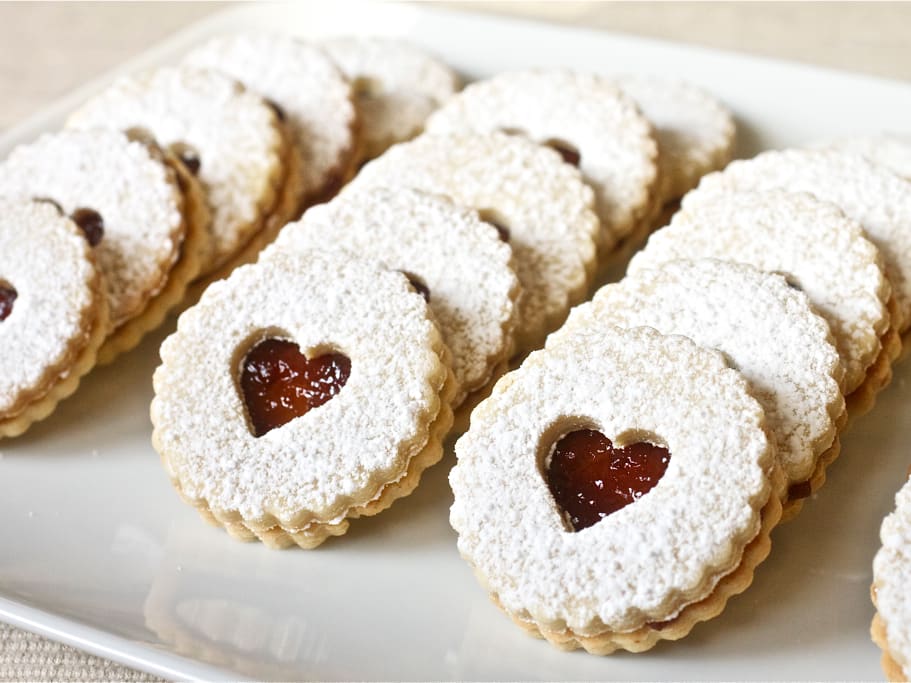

71,208,104,247
0,284,17,322
546,429,670,531
400,271,431,303
544,138,581,167
240,338,350,437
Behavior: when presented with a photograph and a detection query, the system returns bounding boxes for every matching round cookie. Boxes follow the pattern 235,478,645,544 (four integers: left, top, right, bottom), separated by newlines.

872,475,911,681
0,129,210,363
0,199,109,438
688,148,911,333
264,187,519,408
614,74,735,205
549,259,844,518
630,190,893,410
320,36,459,163
185,33,357,207
67,66,288,278
152,249,455,549
346,130,599,353
822,133,911,180
451,325,781,654
424,69,658,250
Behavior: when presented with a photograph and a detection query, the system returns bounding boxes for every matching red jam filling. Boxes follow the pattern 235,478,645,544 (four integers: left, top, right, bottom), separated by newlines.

71,208,104,247
240,338,350,437
546,429,670,531
0,284,17,322
400,271,431,303
544,138,581,167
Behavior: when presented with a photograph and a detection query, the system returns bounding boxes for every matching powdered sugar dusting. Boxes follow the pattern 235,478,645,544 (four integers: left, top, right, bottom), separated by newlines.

873,476,911,678
0,129,183,329
185,34,356,203
67,66,283,274
0,200,98,414
346,131,598,351
321,36,459,160
631,190,889,395
821,133,911,180
425,69,657,246
550,259,843,485
689,149,911,332
264,187,519,406
152,249,445,527
614,74,735,203
450,326,772,634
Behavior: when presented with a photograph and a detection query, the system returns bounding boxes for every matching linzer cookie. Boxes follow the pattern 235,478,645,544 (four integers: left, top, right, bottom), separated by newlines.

450,326,781,654
185,33,357,208
151,250,455,549
0,129,210,364
347,131,599,353
0,199,108,438
263,187,519,409
630,190,895,417
321,36,459,163
424,69,657,251
549,259,844,520
614,74,735,208
872,475,911,681
822,133,911,180
689,148,911,335
67,66,289,279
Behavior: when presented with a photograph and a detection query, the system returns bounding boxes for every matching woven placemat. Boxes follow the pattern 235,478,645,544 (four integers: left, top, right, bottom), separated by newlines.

0,624,160,682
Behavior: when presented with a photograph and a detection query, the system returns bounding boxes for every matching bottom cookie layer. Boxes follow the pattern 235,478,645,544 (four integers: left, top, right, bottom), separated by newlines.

872,612,909,682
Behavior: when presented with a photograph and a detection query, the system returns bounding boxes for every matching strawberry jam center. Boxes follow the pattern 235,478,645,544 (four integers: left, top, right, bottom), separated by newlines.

71,208,104,247
546,429,670,531
240,338,350,437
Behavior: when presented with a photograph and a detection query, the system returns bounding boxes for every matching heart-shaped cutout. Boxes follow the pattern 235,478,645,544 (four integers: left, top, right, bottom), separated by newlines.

240,338,350,437
546,429,670,531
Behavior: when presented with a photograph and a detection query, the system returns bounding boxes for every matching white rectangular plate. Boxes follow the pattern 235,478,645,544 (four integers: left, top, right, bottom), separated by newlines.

2,3,911,680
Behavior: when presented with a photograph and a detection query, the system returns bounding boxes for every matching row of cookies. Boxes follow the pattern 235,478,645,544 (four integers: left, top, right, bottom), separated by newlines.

0,34,462,438
147,62,742,541
450,140,911,656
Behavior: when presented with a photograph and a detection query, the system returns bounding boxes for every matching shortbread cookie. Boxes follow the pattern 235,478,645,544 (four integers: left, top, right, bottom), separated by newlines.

68,66,288,278
872,475,911,681
425,69,657,250
550,259,844,519
614,74,735,205
0,199,108,438
264,187,519,408
630,190,894,411
451,326,781,654
152,249,455,549
822,133,911,180
0,129,210,363
689,148,911,334
185,33,357,207
321,36,459,163
347,131,599,353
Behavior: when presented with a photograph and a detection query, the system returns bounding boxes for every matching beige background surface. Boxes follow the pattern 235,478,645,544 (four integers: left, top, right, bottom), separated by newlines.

0,2,909,681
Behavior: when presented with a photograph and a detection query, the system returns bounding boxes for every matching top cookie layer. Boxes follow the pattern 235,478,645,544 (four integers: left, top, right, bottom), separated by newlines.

0,199,101,417
185,34,357,205
346,130,599,351
67,66,285,275
822,133,911,180
321,36,459,161
549,259,843,486
425,69,657,248
630,189,890,395
152,249,447,529
0,129,184,329
614,74,735,204
265,187,519,407
688,148,911,332
451,326,773,635
873,475,911,678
